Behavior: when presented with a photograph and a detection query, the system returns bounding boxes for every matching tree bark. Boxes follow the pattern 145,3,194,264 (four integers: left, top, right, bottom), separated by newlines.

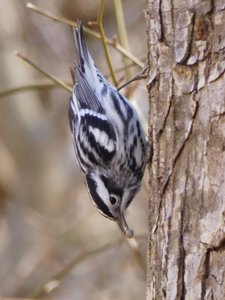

145,1,225,299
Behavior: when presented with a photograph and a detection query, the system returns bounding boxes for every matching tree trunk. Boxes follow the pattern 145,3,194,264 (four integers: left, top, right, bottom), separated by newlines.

145,1,225,299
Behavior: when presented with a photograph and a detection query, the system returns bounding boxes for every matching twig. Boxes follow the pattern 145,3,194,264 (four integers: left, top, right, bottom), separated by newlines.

15,51,72,93
26,2,100,39
96,0,118,86
26,2,144,68
28,234,145,298
117,65,148,91
113,0,132,79
0,80,72,98
0,60,144,98
126,236,146,270
28,240,122,298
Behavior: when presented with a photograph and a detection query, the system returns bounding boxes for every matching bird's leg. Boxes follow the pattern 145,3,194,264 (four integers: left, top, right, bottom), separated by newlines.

117,64,148,91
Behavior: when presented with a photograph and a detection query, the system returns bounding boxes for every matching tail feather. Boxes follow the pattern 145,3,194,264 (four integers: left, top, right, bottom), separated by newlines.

73,21,90,71
72,20,109,95
73,21,96,79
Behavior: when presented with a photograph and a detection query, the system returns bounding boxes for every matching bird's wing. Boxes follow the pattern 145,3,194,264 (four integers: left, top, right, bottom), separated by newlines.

79,110,117,164
74,69,104,112
70,71,117,165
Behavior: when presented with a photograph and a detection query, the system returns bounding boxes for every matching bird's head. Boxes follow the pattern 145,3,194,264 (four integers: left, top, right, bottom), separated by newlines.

85,170,135,238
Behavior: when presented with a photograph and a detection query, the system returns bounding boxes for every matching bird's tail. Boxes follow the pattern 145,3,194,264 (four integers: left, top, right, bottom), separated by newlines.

72,20,97,84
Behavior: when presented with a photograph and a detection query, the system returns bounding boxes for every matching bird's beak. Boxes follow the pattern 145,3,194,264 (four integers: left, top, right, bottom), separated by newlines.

116,211,134,238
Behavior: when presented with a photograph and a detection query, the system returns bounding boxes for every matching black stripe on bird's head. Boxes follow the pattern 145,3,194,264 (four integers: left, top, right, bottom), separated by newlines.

85,171,123,220
85,171,134,238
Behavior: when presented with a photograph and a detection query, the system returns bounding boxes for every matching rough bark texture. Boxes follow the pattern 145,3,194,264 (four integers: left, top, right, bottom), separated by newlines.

145,1,225,299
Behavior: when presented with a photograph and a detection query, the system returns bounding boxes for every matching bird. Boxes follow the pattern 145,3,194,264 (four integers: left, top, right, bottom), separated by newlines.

68,21,147,238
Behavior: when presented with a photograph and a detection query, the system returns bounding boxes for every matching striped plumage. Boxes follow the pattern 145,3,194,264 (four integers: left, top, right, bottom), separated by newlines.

69,21,147,237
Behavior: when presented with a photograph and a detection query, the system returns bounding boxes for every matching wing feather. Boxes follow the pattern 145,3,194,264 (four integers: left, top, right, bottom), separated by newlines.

80,111,116,163
74,70,103,112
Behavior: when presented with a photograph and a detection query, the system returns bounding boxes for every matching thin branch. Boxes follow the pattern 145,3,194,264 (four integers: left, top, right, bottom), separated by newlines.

26,2,144,68
126,236,146,270
117,65,148,91
28,240,122,298
97,0,105,23
15,51,72,93
115,43,144,68
0,80,72,98
28,234,146,298
96,0,118,86
0,60,144,98
113,0,132,79
26,2,100,39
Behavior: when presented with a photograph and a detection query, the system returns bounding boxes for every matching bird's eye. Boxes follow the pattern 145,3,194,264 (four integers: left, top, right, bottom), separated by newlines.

109,195,119,206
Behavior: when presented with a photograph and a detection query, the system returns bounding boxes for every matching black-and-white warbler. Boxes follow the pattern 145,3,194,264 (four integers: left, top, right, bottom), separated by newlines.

69,21,147,238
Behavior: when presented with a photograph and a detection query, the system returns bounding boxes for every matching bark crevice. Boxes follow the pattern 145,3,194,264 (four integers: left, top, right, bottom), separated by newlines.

146,0,225,299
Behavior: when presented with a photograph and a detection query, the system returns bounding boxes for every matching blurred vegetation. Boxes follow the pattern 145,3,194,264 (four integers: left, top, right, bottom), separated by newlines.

0,0,148,298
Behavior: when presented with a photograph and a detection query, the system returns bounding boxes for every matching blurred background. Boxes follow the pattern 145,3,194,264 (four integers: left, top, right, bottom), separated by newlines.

0,0,148,298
